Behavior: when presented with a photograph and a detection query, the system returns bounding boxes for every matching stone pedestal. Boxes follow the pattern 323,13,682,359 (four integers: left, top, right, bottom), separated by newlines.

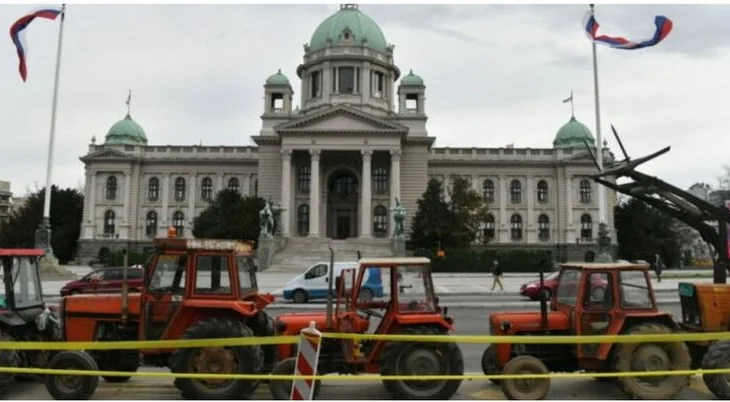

256,237,276,272
596,223,614,263
39,256,75,280
392,239,406,257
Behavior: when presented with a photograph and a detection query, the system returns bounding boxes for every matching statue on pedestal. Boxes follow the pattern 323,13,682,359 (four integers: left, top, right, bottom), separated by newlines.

596,222,613,263
392,198,406,240
259,200,274,239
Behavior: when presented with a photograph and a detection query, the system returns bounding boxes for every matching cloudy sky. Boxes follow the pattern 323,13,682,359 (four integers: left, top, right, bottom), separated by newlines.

2,3,729,196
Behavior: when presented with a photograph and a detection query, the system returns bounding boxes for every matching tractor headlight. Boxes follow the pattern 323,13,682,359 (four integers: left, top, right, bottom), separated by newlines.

694,315,701,326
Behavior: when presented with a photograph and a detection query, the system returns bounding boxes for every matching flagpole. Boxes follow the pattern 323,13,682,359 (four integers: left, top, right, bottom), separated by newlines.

590,3,607,226
36,4,66,257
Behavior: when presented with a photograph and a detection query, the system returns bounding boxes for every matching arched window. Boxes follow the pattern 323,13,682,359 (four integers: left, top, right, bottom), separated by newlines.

538,214,550,241
579,179,591,203
510,180,522,204
201,177,213,201
297,204,310,235
510,214,523,240
106,176,117,200
483,214,496,240
373,167,388,194
174,177,186,201
146,211,158,236
173,211,185,236
373,205,388,237
298,166,311,193
148,177,159,201
581,214,593,239
103,210,115,234
482,180,494,203
227,177,240,192
537,180,548,203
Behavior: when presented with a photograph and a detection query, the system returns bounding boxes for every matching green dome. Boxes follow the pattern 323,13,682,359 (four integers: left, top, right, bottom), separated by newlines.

401,70,424,86
266,69,290,86
104,114,148,146
553,116,595,149
309,5,388,53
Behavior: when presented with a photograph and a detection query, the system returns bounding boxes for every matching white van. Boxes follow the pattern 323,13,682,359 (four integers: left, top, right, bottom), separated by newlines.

282,261,359,303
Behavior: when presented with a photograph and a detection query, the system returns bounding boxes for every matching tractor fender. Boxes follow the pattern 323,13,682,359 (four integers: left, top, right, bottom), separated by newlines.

394,314,454,333
182,299,260,317
0,311,27,327
605,313,679,360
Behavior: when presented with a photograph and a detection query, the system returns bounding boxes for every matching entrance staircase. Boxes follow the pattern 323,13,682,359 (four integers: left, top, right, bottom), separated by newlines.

266,237,395,272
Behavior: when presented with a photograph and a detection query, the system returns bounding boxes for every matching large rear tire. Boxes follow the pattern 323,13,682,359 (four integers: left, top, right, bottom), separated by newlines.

44,351,100,400
380,325,464,400
250,311,279,374
481,345,501,385
702,340,730,398
0,332,19,394
268,357,322,400
170,317,264,400
500,355,550,400
613,323,691,400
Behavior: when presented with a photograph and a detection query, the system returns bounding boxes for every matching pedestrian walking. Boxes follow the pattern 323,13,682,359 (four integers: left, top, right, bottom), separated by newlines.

653,253,664,282
491,260,504,291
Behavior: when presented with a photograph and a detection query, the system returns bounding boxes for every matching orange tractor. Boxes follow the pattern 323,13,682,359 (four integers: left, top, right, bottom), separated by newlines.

481,262,692,400
52,231,277,399
268,254,464,400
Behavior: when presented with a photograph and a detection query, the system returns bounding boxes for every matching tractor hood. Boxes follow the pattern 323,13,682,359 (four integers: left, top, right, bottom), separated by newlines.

63,292,142,320
489,310,571,334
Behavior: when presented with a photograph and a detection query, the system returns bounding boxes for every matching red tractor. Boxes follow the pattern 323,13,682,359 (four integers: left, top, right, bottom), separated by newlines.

268,254,464,400
481,262,692,400
51,230,277,400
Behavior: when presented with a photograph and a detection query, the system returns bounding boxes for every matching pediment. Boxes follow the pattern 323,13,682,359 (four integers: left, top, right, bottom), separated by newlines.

79,147,135,162
274,106,408,134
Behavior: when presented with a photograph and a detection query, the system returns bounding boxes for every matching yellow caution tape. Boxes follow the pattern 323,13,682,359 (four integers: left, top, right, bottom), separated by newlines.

0,336,298,350
2,366,730,381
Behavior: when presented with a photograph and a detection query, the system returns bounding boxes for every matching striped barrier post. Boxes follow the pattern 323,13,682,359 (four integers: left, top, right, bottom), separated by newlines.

290,321,323,400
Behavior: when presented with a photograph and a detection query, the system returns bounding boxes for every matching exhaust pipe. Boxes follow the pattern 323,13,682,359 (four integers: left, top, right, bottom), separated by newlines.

538,267,548,333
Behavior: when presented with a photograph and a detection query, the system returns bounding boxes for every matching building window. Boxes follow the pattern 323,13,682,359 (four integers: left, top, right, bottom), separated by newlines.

146,211,157,237
510,179,522,204
106,176,117,200
298,166,311,193
483,214,495,240
373,167,388,194
228,177,240,192
537,180,548,203
297,204,309,235
332,175,357,197
371,71,384,98
580,179,591,203
253,177,259,196
373,205,388,237
581,214,593,240
310,70,321,98
148,177,159,202
482,180,494,203
337,67,356,93
510,214,523,241
538,214,550,241
174,177,186,201
103,210,115,235
201,177,213,201
173,211,185,236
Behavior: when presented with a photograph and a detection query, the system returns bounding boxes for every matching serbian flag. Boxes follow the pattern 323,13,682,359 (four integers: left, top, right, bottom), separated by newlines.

583,10,673,50
9,7,64,82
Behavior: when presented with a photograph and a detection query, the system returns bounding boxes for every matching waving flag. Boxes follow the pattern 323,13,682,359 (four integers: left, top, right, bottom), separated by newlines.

9,7,64,82
583,11,673,50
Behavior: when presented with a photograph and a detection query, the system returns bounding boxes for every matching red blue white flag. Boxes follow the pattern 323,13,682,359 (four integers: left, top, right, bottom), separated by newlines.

9,7,64,82
583,11,673,50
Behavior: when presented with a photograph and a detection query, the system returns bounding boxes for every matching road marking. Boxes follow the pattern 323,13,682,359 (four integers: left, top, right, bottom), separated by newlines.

469,387,504,400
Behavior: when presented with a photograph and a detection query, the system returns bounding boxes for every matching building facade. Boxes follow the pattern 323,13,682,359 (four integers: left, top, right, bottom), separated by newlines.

0,181,12,226
77,4,617,267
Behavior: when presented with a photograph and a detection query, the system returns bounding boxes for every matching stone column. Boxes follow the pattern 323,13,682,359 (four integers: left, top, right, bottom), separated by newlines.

309,149,321,237
499,175,507,242
565,173,574,243
360,150,372,238
281,149,293,237
389,150,401,237
526,176,535,242
188,173,197,238
217,175,224,195
85,171,96,239
123,172,132,238
161,174,170,233
243,174,250,196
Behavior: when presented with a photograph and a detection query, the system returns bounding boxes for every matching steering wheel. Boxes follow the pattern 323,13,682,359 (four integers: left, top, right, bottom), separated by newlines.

358,308,383,318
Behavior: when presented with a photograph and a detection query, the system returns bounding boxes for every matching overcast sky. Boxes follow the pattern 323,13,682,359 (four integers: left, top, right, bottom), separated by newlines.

2,3,729,197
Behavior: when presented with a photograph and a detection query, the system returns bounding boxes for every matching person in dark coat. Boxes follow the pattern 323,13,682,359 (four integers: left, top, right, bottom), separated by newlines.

491,260,504,291
653,253,664,282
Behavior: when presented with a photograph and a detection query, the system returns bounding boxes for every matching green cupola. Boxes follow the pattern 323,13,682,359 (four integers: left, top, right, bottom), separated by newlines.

308,4,389,53
104,114,148,146
553,116,595,149
400,70,424,86
266,69,290,86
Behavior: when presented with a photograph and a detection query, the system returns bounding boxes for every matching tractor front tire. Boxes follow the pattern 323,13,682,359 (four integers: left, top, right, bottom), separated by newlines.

481,345,501,385
268,357,322,400
380,325,464,400
613,323,691,400
170,317,264,400
93,350,139,383
44,351,100,400
701,340,730,398
250,311,279,374
500,355,551,400
0,332,19,394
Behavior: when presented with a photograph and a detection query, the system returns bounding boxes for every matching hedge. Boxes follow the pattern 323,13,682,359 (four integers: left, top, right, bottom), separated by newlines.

413,248,554,273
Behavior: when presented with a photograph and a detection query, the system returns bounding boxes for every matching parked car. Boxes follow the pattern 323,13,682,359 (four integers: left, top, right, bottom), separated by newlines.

60,266,144,297
519,270,607,301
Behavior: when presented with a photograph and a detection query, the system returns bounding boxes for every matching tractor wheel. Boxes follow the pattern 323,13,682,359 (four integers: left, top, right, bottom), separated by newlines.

481,345,501,385
613,323,691,400
0,332,20,394
44,351,100,400
500,355,551,400
92,350,139,383
250,311,279,374
268,357,321,400
701,340,730,398
380,325,464,400
170,317,264,400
